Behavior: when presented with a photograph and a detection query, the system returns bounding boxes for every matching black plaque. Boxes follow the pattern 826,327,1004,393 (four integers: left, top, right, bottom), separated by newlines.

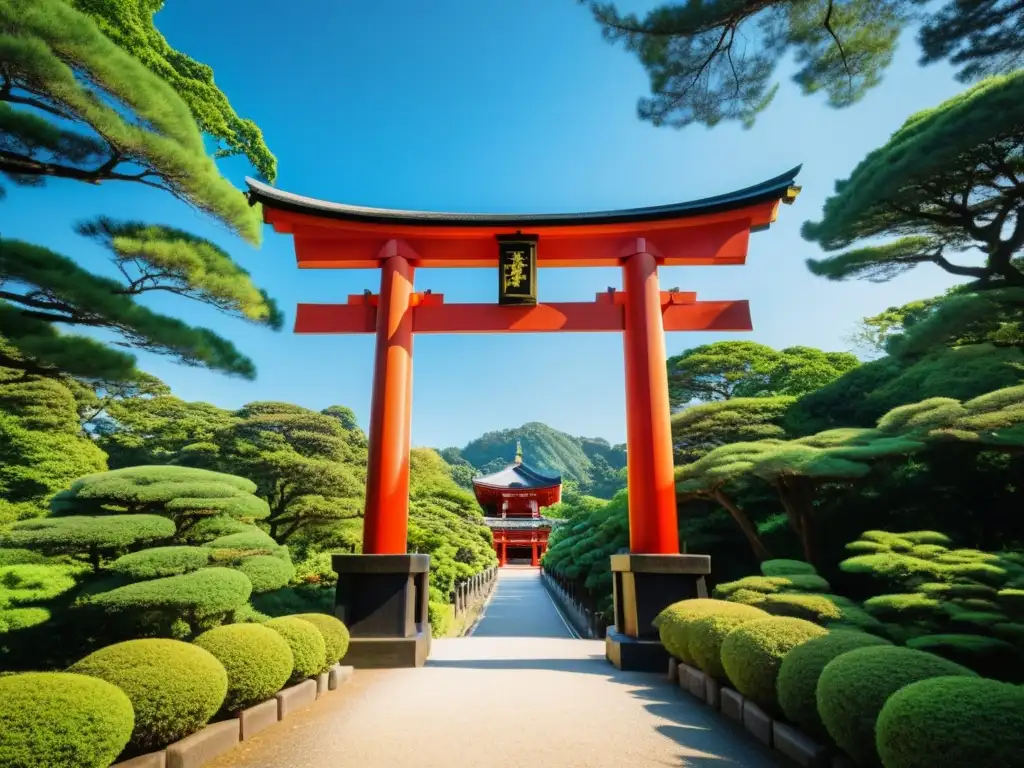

496,234,538,306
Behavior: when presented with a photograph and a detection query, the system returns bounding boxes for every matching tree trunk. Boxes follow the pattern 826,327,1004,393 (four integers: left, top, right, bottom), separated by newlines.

89,547,101,574
710,487,774,562
774,478,817,566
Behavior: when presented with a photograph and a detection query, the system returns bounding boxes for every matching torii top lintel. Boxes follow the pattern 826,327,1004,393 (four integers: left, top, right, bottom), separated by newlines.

244,166,801,269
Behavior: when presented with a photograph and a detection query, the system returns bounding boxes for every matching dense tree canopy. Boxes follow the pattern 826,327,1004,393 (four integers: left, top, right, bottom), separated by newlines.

803,71,1024,287
0,0,263,239
672,396,796,464
667,341,858,408
583,0,1024,129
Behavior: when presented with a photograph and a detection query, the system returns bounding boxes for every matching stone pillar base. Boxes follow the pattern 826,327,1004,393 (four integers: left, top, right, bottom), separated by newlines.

605,553,710,672
332,554,431,669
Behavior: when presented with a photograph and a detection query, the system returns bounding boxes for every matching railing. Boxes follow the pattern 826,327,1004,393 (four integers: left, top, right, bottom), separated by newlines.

451,566,499,617
539,567,610,639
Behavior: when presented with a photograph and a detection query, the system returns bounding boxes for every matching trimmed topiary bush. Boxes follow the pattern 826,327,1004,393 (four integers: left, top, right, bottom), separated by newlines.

110,546,211,580
875,676,1024,768
194,624,293,711
0,606,51,632
85,566,252,634
816,645,977,767
714,574,831,598
654,599,741,664
760,559,818,577
776,630,892,741
687,604,768,680
235,555,295,593
719,616,828,717
290,612,350,669
905,633,1024,682
0,672,134,768
205,530,279,552
0,564,77,604
69,638,228,750
264,616,327,681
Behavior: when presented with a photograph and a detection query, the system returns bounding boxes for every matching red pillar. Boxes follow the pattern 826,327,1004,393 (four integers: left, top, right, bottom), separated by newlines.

622,250,679,554
362,255,415,554
499,541,507,566
531,542,539,566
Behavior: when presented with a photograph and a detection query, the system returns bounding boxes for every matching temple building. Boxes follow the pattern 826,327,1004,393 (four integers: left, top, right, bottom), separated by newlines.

472,442,562,566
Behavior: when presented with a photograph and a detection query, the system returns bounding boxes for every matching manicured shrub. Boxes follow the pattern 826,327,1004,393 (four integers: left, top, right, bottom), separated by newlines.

0,672,134,768
760,559,818,577
687,604,768,680
235,554,295,593
816,645,976,767
109,546,211,580
291,612,351,668
69,638,228,750
719,616,828,717
264,616,327,680
0,548,49,566
776,630,891,741
86,566,252,632
905,633,1024,682
714,574,831,598
194,624,293,711
205,530,279,552
177,514,252,544
654,599,742,664
0,606,51,632
875,676,1024,768
0,564,77,604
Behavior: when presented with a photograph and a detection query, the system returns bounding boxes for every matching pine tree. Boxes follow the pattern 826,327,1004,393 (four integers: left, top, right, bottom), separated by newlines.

583,0,1023,129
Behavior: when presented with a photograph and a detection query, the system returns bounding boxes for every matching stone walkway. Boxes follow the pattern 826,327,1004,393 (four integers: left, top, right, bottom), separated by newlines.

210,569,785,768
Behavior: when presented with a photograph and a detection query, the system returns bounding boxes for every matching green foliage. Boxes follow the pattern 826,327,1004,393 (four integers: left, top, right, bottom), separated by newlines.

714,574,831,598
3,514,175,571
0,373,106,522
291,613,350,669
193,624,293,711
70,638,227,750
803,72,1024,288
815,645,976,767
776,630,892,742
263,616,326,681
1,0,262,240
666,342,858,408
0,606,51,632
70,0,277,181
718,616,828,716
875,676,1024,768
686,604,769,680
672,396,795,465
50,465,269,530
653,599,745,664
0,672,134,768
234,555,294,593
760,559,818,577
0,563,76,607
251,585,334,618
905,634,1024,682
85,566,252,634
109,546,211,580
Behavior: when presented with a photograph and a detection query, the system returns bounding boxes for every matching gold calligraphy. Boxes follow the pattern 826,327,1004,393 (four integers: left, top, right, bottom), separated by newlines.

503,250,527,290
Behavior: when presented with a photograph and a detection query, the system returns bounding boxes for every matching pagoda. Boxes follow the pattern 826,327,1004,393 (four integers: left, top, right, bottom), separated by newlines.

472,441,562,566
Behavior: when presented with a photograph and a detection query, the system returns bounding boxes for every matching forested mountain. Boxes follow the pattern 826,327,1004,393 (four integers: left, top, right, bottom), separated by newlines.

439,422,627,499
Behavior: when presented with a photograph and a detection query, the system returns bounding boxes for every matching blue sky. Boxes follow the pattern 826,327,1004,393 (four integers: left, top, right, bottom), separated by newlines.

7,0,970,450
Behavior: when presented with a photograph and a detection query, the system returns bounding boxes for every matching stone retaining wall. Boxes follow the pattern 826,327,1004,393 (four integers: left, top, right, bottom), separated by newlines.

111,664,355,768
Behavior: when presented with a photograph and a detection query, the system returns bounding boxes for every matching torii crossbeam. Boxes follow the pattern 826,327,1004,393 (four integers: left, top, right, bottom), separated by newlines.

247,166,801,669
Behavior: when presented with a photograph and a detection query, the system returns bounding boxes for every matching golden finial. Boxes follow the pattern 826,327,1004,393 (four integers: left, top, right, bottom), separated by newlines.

514,440,523,465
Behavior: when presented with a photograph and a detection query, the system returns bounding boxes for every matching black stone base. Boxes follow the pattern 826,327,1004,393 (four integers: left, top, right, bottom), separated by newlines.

332,553,432,669
605,627,670,672
343,626,431,669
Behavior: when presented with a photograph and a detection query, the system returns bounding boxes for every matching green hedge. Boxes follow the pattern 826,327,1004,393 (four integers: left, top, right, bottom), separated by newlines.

875,676,1024,768
905,633,1024,682
719,616,828,717
264,616,327,681
0,564,77,605
654,599,742,664
109,546,211,580
0,606,51,632
0,672,134,768
69,638,227,750
2,515,175,567
291,613,350,670
760,559,818,577
714,574,832,597
776,630,891,742
194,624,293,711
687,605,768,680
816,645,976,767
235,555,295,593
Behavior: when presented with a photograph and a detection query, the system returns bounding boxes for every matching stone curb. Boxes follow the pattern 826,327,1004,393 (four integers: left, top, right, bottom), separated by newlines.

668,658,836,766
112,664,356,768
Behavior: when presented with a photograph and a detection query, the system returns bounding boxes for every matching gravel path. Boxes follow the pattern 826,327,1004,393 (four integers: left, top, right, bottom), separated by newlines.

209,568,785,768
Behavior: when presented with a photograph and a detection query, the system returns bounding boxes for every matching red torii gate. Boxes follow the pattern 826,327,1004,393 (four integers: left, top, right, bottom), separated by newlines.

246,167,801,669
